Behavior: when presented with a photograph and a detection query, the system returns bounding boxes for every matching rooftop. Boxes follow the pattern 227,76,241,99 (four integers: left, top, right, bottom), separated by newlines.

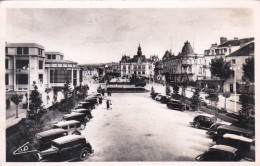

45,51,64,56
45,59,78,64
6,43,45,49
218,37,254,48
223,134,254,143
226,42,254,57
63,112,84,118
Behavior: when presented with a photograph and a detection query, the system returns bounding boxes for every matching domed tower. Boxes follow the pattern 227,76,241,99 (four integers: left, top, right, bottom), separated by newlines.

137,43,142,56
181,41,194,56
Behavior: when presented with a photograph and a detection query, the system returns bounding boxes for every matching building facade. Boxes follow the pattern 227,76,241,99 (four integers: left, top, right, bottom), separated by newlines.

119,44,155,79
162,41,204,83
5,43,82,92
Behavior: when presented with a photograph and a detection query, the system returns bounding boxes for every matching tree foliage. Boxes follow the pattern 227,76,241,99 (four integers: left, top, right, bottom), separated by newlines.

29,85,43,113
242,57,254,82
10,94,23,105
191,86,202,111
210,57,232,80
165,84,171,95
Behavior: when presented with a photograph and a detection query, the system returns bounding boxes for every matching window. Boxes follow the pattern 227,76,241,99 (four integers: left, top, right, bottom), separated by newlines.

69,125,75,129
16,74,28,84
62,126,68,130
199,68,202,74
73,70,77,86
16,60,29,69
38,48,41,55
211,50,214,55
50,69,72,83
123,65,126,70
5,74,9,85
142,71,145,74
47,55,52,59
17,47,22,54
5,47,8,54
23,47,29,54
39,60,43,69
232,59,236,64
39,74,43,83
52,54,56,59
5,59,8,69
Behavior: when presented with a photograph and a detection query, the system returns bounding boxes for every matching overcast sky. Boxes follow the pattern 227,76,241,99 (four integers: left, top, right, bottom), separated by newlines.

6,8,254,64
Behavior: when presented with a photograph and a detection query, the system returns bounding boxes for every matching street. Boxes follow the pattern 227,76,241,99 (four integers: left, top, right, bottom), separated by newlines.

82,92,214,161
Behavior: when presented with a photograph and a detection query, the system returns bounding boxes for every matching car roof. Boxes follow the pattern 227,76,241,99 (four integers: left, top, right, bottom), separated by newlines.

63,112,84,118
53,135,85,145
36,129,67,138
213,122,232,126
223,134,254,143
169,99,181,102
54,120,80,127
217,125,253,135
79,101,91,104
72,109,89,112
197,114,215,118
210,145,238,154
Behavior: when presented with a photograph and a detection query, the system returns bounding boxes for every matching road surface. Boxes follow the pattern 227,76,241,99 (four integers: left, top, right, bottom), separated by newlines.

82,92,214,161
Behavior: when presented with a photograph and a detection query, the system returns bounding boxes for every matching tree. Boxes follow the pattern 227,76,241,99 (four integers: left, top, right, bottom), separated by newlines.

45,88,52,104
205,88,219,106
242,57,254,82
172,84,179,96
63,79,71,99
6,98,10,109
165,84,171,95
53,87,59,103
10,94,23,118
29,84,43,114
191,86,202,111
210,57,232,80
222,92,231,109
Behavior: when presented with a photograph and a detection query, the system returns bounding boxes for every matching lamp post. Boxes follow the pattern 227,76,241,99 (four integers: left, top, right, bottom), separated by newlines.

230,65,240,112
105,65,108,82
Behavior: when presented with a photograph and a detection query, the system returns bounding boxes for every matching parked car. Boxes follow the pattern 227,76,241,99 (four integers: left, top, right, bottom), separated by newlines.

38,135,94,162
160,95,172,104
206,122,232,136
151,93,160,99
135,82,146,87
72,109,93,120
167,100,190,111
214,133,254,155
190,114,216,129
213,125,254,141
62,112,87,129
75,101,95,110
35,129,68,151
53,120,82,135
226,112,240,120
90,92,102,99
195,145,241,161
85,98,98,105
155,94,163,101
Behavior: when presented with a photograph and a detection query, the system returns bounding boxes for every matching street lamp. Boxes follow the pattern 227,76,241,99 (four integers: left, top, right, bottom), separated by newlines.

230,65,240,112
105,65,108,82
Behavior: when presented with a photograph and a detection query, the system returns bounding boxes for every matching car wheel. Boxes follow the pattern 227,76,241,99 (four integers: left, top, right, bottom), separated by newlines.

80,124,86,130
72,131,81,135
194,122,200,129
79,149,89,161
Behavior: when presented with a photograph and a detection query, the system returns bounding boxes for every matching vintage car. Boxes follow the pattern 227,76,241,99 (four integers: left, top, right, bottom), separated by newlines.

35,129,68,151
155,94,163,101
151,93,160,99
195,145,241,161
190,114,216,129
53,120,83,135
89,93,102,99
72,109,93,120
213,125,254,141
62,112,87,129
75,101,95,110
167,100,190,111
38,135,94,162
214,133,254,155
206,122,232,136
85,98,98,105
135,82,146,87
160,95,172,104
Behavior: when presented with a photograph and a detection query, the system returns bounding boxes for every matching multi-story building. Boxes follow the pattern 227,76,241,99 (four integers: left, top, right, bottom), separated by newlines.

224,41,254,93
119,44,155,79
5,43,82,92
154,60,164,83
162,41,204,83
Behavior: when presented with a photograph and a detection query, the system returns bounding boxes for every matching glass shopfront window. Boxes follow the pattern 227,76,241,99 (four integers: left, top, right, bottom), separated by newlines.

50,69,71,83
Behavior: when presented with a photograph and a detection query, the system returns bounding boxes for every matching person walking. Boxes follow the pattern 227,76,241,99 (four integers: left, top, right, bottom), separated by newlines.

106,100,110,110
99,97,102,104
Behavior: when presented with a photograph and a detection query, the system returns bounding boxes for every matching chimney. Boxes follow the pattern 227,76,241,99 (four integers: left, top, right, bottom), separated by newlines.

220,37,227,45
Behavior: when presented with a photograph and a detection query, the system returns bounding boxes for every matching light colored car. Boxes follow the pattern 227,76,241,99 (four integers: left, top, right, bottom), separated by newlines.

53,120,82,135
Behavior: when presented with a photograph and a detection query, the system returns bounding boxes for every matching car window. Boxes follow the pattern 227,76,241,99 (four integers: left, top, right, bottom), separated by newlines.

62,126,68,130
69,124,75,129
205,117,211,122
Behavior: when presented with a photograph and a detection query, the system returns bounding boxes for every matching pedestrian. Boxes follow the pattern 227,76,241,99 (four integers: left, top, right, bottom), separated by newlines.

109,100,112,109
106,100,110,110
110,91,112,96
99,97,102,104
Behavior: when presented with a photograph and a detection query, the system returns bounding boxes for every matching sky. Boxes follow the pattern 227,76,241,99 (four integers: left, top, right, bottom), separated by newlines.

6,8,254,64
